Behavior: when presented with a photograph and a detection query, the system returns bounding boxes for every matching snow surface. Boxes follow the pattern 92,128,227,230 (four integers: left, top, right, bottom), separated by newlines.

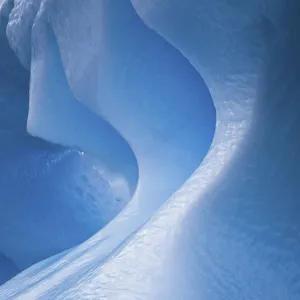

1,0,299,299
0,1,137,287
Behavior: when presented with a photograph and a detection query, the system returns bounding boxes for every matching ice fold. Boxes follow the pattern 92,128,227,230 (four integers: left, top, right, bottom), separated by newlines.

3,0,299,299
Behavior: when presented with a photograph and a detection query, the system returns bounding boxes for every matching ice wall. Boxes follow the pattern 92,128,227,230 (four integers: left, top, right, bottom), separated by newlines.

28,0,214,202
0,2,214,293
0,0,137,286
1,0,299,299
100,1,299,299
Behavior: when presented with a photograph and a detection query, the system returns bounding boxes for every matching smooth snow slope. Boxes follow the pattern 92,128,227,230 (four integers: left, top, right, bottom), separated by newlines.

1,0,299,299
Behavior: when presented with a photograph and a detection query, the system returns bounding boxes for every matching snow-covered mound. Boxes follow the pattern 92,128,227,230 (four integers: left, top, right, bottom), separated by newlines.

1,0,299,299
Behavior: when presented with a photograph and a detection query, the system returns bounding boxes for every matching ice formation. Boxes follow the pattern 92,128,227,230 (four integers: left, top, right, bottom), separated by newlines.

0,0,139,285
1,0,300,299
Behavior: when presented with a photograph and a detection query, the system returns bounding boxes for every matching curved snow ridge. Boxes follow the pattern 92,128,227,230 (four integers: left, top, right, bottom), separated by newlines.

1,0,300,299
0,0,216,299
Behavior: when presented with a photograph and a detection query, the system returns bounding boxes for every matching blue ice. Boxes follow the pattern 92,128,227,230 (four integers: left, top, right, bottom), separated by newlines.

1,0,299,299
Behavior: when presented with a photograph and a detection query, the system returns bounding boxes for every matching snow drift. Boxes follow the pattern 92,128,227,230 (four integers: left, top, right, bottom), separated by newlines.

1,0,300,299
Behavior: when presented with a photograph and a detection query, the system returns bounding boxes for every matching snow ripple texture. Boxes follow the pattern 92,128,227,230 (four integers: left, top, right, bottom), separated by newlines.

0,0,300,300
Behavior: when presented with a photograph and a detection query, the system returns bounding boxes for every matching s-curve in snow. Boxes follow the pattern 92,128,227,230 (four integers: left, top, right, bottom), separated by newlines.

0,0,215,298
1,0,299,300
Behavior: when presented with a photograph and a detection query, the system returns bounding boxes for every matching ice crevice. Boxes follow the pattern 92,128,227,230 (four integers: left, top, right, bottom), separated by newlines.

0,0,300,299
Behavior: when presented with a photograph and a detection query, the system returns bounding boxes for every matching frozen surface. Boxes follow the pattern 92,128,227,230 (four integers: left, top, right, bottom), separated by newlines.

0,0,215,294
0,2,136,286
1,0,299,299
